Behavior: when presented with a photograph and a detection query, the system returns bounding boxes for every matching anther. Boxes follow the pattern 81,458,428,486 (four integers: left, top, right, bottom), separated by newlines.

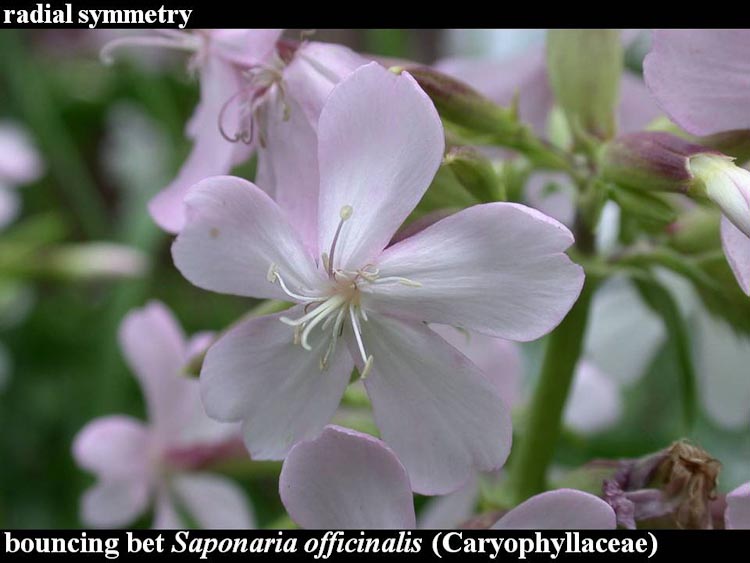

361,356,374,379
266,263,278,283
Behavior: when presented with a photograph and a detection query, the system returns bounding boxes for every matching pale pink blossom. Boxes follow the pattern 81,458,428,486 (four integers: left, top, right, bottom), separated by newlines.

173,62,585,494
102,30,368,235
280,426,616,529
72,301,253,529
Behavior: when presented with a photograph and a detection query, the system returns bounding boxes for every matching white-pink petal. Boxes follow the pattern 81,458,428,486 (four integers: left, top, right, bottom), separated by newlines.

644,30,750,136
149,56,246,233
367,203,584,342
430,325,522,407
725,482,750,529
255,89,320,253
361,313,512,495
721,216,750,296
280,426,416,529
80,480,151,528
172,473,256,529
418,476,479,529
492,489,617,529
283,41,370,129
317,62,444,270
200,308,353,459
172,175,321,301
118,302,193,437
72,415,152,480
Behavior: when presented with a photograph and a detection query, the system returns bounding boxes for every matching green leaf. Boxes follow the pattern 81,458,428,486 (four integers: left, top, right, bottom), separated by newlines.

633,278,697,431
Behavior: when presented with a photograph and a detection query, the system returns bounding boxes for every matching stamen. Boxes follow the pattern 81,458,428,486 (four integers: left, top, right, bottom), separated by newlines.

327,205,353,276
299,297,345,350
268,263,326,303
218,87,257,144
281,300,329,327
320,307,347,371
349,306,371,366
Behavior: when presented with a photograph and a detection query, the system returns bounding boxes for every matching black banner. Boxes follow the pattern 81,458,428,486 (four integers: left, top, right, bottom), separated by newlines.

0,1,741,29
0,529,742,561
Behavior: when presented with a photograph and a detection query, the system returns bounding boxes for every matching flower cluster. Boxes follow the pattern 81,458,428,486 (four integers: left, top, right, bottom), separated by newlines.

64,29,750,530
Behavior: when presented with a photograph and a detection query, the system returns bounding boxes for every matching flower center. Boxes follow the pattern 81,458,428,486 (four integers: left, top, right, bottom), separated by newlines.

267,206,420,378
218,58,287,147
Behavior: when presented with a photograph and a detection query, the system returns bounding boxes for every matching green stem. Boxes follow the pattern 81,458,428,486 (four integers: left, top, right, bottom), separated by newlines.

505,277,597,504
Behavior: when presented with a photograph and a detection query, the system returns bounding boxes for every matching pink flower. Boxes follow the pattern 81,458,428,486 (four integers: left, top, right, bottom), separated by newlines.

279,425,617,529
0,122,42,229
72,301,253,529
172,62,585,495
102,30,368,235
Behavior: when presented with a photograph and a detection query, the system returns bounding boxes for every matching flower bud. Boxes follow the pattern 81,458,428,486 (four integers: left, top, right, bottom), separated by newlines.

547,29,622,140
398,65,523,140
600,132,750,238
600,132,714,193
45,243,147,281
689,153,750,238
444,147,505,202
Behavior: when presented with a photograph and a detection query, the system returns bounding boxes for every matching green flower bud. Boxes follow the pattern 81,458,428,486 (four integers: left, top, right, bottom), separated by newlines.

547,29,622,140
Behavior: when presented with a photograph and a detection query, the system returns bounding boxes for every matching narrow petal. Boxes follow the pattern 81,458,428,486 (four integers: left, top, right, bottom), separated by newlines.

644,30,750,136
149,56,246,233
726,483,750,529
172,473,255,529
430,325,522,407
200,308,353,459
283,41,370,128
80,480,150,528
563,361,623,434
118,301,195,437
492,489,616,529
365,203,584,342
418,477,479,529
72,415,152,480
317,62,444,270
172,175,321,301
721,215,750,296
152,491,181,529
360,313,512,495
255,88,320,253
279,426,416,529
